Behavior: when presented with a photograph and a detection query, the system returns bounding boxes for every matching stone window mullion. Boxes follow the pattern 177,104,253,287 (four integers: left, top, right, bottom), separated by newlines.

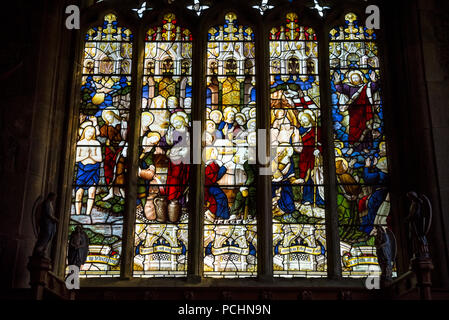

121,22,144,279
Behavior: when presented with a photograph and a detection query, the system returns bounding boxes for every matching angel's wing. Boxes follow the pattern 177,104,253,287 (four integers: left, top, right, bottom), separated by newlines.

387,228,397,262
32,195,43,237
420,194,433,235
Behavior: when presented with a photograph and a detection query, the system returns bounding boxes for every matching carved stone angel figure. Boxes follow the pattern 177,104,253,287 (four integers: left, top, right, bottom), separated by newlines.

32,192,58,258
406,191,433,259
68,226,89,267
375,226,397,284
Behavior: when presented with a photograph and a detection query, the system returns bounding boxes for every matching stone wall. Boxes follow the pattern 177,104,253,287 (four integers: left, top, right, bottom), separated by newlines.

382,0,449,287
0,0,74,288
416,0,449,287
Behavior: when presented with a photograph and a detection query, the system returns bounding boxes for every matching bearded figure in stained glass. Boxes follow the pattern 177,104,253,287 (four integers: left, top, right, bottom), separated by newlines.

217,107,239,140
333,70,380,148
167,96,183,114
163,112,190,211
137,112,165,221
99,108,127,200
205,147,229,221
297,110,324,206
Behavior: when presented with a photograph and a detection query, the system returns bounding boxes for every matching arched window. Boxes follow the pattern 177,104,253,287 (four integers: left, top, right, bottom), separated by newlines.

71,13,132,277
204,12,257,278
64,1,393,283
270,13,326,278
330,13,391,278
134,13,192,277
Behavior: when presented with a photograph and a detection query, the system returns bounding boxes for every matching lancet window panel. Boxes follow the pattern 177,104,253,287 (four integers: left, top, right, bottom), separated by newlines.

134,13,192,277
203,12,258,278
329,13,393,278
269,13,327,278
68,14,133,277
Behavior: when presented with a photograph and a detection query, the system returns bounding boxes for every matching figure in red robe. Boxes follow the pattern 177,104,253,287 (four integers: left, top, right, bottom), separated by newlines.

165,160,190,204
334,71,380,143
297,111,324,206
162,119,190,205
99,108,127,200
204,161,229,219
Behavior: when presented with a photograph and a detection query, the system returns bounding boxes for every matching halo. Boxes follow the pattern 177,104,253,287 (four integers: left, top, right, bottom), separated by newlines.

206,119,216,128
376,157,388,172
79,121,93,136
223,107,238,119
335,148,343,157
170,111,189,125
235,112,247,123
298,109,315,123
101,107,120,123
345,70,366,85
209,110,223,124
80,120,93,129
249,107,256,119
335,157,349,175
241,107,251,120
141,111,154,127
247,118,256,129
247,131,257,146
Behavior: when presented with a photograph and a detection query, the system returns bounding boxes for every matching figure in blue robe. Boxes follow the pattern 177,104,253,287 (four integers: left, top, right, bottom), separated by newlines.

272,157,296,215
360,166,389,234
205,162,230,219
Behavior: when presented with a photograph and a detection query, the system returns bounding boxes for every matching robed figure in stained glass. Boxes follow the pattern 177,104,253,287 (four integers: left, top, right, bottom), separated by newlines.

137,111,165,221
297,110,324,206
163,111,190,209
205,148,230,221
99,108,127,200
359,157,389,234
217,107,239,140
333,70,380,146
271,104,303,221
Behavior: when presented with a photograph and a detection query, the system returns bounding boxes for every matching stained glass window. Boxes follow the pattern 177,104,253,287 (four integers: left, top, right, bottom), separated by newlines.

329,13,392,278
203,12,257,278
65,4,396,283
133,14,192,277
69,14,133,277
270,13,327,277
